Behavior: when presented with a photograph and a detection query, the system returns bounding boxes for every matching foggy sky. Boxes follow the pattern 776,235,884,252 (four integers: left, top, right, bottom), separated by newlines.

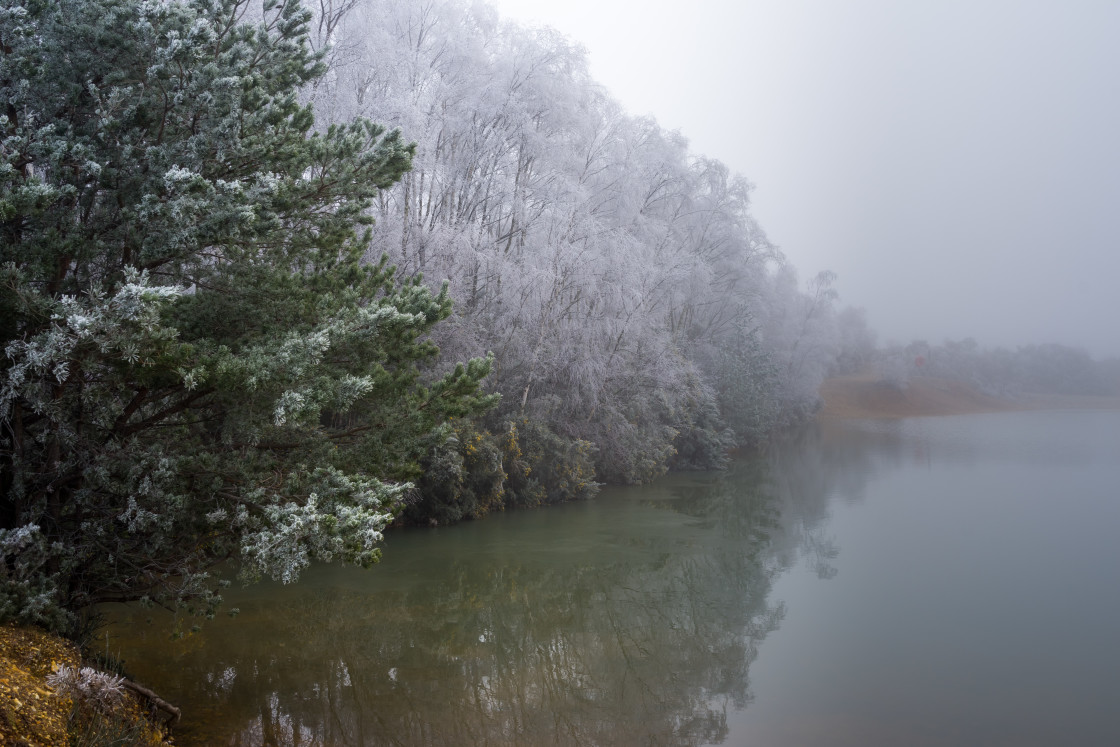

487,0,1120,357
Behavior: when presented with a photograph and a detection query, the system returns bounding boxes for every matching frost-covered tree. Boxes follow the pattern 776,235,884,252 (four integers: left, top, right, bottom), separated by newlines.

0,0,494,636
831,306,878,376
756,269,840,422
294,0,846,496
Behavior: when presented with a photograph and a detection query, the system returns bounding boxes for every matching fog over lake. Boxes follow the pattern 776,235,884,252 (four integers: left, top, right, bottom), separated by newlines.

489,0,1120,356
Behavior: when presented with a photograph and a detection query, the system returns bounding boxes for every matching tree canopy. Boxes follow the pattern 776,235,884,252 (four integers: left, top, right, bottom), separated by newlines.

0,0,495,636
301,0,844,500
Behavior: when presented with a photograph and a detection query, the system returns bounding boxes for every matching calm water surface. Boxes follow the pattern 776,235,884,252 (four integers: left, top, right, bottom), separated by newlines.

107,410,1120,745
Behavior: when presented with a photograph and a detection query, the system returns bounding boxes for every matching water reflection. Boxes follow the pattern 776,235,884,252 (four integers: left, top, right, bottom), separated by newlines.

112,411,1120,745
110,461,801,745
736,410,1120,747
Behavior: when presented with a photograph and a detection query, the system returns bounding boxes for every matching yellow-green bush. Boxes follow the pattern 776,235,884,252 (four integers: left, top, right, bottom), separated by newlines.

407,418,598,525
501,419,598,507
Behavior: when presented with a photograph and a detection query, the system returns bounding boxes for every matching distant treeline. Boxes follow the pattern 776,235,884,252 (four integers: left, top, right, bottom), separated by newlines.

874,339,1118,397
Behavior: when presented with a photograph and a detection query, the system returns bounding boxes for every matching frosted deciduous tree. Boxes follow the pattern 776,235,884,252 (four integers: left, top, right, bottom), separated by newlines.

303,0,847,491
756,269,840,421
831,306,878,376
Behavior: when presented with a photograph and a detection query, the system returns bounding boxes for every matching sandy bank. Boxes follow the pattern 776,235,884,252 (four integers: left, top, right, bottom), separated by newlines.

817,375,1120,419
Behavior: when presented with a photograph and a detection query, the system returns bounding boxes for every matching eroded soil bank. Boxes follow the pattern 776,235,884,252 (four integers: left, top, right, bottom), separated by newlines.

0,625,166,746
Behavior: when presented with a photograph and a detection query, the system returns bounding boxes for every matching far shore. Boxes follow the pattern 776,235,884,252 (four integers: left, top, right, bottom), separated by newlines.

817,374,1120,419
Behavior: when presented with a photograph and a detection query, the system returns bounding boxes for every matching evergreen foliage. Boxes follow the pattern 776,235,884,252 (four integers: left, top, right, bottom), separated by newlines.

0,0,495,635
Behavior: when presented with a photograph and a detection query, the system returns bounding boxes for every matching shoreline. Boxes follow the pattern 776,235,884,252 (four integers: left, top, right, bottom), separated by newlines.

816,375,1120,420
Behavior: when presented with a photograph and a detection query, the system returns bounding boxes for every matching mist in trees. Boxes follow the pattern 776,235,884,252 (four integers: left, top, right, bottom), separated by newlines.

300,0,1120,524
296,0,846,521
11,0,1116,645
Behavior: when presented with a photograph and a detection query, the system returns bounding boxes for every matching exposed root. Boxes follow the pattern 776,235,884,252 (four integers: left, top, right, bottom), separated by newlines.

122,677,182,726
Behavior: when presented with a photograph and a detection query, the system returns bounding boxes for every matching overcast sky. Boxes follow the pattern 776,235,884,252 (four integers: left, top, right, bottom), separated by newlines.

486,0,1120,357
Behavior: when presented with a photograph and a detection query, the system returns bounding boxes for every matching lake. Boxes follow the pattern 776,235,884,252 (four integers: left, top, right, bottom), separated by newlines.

106,409,1120,745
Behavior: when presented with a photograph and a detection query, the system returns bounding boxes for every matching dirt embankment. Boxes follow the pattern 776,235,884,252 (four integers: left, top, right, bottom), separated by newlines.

0,624,167,746
817,374,1120,419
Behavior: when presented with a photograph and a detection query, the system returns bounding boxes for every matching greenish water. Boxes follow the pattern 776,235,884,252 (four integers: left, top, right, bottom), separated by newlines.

107,409,1120,745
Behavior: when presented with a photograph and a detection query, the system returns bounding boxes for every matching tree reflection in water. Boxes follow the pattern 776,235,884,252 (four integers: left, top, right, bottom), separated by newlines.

109,427,878,746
